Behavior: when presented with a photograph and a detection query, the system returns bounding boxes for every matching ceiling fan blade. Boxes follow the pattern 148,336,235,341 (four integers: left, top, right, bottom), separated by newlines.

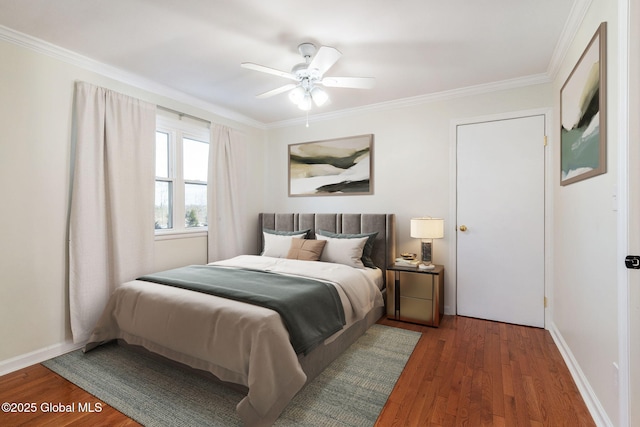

256,83,298,99
241,62,297,81
321,76,375,89
308,46,342,75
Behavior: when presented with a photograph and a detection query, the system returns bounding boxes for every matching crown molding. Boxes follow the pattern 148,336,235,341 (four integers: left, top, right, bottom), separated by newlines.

546,0,594,80
267,73,551,129
268,0,595,129
1,10,585,132
0,25,265,129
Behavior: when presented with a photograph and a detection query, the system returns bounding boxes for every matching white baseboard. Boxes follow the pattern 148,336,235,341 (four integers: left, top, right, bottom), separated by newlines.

547,321,613,427
0,340,85,377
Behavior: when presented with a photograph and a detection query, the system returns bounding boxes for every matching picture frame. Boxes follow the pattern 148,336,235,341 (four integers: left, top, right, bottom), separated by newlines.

560,22,607,186
288,134,374,196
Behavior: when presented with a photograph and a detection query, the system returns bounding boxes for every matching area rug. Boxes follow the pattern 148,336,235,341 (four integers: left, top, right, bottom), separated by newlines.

43,324,420,426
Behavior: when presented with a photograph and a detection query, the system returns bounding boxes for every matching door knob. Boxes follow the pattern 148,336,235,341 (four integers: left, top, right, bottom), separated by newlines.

459,225,468,232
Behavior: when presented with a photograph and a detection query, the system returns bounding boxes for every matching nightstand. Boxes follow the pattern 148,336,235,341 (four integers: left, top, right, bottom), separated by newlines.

387,264,444,327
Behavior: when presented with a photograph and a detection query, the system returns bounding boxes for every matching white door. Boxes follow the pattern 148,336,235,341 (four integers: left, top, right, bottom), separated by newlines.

456,114,545,327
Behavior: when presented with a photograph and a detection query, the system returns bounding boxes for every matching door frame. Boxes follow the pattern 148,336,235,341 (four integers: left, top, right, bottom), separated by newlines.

448,108,552,326
617,0,632,424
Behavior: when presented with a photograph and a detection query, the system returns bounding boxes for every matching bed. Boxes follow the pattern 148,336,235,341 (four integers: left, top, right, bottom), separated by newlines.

85,212,395,426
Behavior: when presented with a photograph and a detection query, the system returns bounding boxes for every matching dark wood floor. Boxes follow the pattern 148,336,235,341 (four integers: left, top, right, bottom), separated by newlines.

376,315,595,426
0,315,594,426
0,361,140,426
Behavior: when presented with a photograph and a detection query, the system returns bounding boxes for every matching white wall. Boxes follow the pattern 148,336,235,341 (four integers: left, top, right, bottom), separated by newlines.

551,0,620,425
0,37,266,366
266,84,553,315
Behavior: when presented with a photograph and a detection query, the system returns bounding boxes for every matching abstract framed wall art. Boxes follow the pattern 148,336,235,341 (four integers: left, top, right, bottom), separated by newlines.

560,22,607,186
288,134,373,196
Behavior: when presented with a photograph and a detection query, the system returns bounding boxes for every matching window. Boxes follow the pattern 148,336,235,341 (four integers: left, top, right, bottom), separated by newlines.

155,131,172,229
155,115,209,234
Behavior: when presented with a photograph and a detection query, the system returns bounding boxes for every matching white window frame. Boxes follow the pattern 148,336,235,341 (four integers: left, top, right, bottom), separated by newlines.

155,114,209,239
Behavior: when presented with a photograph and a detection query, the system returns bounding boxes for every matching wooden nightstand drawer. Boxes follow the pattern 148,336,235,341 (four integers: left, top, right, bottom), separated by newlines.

399,272,433,300
399,296,433,324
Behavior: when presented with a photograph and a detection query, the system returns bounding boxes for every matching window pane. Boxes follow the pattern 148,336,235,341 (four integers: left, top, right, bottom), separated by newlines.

155,181,173,229
185,183,207,228
156,132,169,178
183,138,208,182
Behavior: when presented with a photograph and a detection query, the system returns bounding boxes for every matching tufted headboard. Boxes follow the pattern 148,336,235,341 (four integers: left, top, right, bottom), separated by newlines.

258,213,396,287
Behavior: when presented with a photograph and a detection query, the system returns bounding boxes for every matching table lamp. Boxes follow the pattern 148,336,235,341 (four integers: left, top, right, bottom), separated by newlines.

410,217,444,269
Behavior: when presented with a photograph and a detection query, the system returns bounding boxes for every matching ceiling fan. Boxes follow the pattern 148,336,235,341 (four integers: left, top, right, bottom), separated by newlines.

241,43,375,111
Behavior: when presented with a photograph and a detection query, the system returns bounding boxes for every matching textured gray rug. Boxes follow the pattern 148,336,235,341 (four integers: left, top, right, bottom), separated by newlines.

43,324,420,426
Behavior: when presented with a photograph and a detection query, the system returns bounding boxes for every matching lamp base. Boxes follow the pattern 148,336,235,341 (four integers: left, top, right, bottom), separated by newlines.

419,263,435,270
420,240,433,264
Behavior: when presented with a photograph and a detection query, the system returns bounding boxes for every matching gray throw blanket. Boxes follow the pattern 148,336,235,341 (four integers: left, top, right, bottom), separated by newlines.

138,265,346,354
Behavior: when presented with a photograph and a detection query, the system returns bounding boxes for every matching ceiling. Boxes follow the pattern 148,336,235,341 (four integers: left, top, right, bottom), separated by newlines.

0,0,578,125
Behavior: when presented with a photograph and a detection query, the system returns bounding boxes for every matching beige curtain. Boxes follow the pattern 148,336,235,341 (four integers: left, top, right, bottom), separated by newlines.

69,82,156,343
207,124,245,262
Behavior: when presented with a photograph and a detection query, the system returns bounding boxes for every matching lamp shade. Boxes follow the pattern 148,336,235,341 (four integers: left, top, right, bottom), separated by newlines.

298,93,312,111
410,217,444,239
310,86,329,106
288,86,305,104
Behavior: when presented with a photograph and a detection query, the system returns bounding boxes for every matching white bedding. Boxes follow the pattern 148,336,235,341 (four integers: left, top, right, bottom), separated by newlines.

85,255,384,426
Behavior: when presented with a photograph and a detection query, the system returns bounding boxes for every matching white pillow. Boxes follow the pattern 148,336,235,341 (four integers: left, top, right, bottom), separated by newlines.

316,234,368,269
262,232,305,258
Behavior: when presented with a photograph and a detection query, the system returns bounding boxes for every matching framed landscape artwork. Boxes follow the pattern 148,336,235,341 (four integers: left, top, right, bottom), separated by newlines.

560,22,607,186
288,134,373,196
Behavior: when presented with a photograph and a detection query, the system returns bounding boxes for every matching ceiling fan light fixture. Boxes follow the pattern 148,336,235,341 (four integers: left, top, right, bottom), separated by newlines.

242,42,373,117
310,86,329,106
298,93,312,111
288,86,305,104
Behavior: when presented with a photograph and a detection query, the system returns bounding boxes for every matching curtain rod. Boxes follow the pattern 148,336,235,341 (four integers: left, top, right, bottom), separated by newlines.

157,105,211,125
